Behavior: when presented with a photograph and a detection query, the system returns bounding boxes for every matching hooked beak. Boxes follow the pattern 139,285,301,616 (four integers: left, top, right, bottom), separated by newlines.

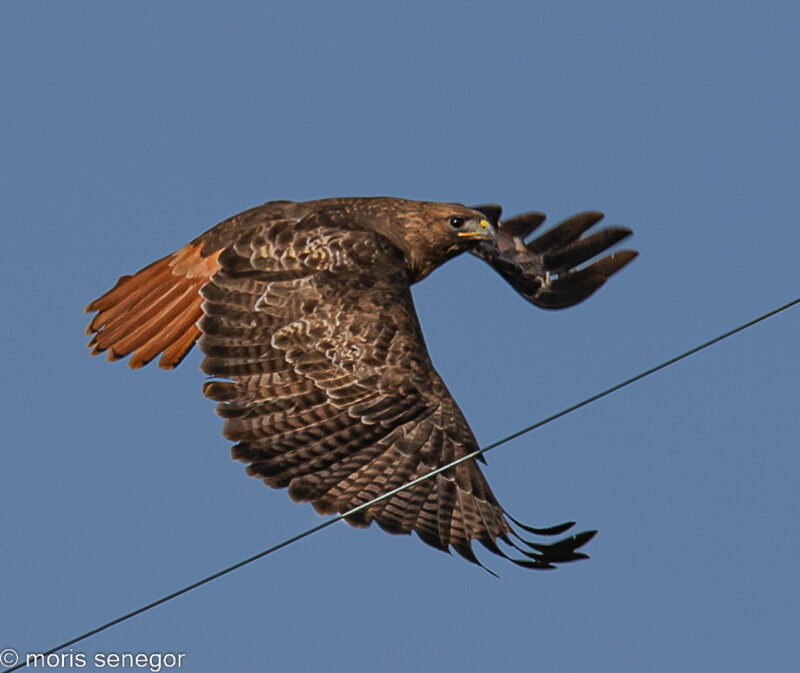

457,218,496,243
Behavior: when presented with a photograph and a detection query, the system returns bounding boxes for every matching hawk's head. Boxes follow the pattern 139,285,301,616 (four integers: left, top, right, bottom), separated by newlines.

352,198,496,282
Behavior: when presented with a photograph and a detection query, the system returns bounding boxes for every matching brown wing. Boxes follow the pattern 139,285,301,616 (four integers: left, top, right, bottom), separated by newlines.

470,207,638,309
198,211,594,569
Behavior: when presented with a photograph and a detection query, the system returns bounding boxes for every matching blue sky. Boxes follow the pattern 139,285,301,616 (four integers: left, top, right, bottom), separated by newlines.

1,2,798,672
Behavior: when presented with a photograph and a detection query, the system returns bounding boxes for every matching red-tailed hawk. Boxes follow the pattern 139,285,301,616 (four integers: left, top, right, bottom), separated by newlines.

85,197,636,570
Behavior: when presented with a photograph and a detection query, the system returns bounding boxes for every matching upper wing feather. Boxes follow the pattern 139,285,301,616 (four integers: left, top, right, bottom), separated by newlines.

198,212,593,569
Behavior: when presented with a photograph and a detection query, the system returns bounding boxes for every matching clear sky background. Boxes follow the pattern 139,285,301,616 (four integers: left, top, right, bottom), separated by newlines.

2,2,798,672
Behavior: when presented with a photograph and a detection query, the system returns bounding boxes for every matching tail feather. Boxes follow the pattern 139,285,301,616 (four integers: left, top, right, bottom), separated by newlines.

126,291,205,369
86,255,170,313
88,265,183,353
85,261,173,338
85,244,222,369
160,321,205,369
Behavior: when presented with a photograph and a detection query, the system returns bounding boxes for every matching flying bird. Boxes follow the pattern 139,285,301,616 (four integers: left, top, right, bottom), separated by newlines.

85,197,636,570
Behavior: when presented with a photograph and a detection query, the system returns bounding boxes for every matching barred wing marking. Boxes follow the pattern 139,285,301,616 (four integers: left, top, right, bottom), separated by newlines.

199,216,593,568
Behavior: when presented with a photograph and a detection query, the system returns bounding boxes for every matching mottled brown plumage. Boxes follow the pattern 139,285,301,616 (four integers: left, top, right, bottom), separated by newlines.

85,197,636,570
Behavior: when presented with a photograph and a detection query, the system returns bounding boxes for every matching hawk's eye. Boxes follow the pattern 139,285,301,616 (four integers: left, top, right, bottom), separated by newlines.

448,216,466,230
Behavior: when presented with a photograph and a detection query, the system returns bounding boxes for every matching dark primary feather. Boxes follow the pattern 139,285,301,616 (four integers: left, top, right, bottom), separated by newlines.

85,196,634,571
471,205,638,309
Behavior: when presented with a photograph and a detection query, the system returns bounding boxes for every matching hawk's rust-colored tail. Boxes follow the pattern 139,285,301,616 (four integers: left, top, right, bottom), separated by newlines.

85,243,222,369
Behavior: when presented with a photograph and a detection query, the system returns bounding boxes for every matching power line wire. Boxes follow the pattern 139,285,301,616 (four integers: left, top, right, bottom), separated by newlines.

4,296,798,672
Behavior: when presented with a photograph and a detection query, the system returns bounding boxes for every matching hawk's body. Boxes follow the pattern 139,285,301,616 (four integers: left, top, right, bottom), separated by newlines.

86,197,636,570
